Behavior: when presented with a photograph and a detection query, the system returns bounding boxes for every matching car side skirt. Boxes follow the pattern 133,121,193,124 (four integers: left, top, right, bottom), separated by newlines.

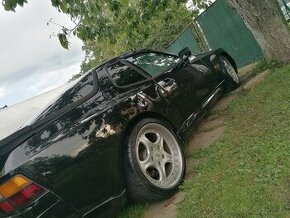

178,80,225,136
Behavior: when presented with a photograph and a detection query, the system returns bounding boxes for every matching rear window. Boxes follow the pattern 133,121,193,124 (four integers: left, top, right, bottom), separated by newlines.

36,72,95,120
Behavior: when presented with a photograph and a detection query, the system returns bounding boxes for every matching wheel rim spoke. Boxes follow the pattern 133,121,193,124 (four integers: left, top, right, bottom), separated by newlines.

163,152,173,163
139,157,153,172
155,133,162,148
155,162,167,181
139,134,154,150
160,138,173,161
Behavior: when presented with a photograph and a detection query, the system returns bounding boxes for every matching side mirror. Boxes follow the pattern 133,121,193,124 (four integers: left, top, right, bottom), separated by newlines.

178,47,192,61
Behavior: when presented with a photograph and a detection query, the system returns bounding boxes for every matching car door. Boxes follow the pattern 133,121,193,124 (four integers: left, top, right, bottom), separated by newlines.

104,60,185,129
125,52,213,120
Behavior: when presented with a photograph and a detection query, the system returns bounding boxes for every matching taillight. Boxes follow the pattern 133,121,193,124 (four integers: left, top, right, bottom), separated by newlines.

0,175,44,214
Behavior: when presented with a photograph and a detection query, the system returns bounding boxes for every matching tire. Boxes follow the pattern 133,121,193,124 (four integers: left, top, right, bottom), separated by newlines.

220,56,240,91
124,118,185,202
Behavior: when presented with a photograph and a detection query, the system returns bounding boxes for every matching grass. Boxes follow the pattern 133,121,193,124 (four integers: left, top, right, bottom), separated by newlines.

253,58,283,74
118,203,146,218
178,65,290,217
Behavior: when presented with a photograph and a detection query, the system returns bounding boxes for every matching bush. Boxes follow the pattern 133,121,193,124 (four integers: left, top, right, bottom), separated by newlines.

254,59,283,74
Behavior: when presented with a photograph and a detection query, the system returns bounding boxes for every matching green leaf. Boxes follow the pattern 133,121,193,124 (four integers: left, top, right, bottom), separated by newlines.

51,0,60,7
2,0,27,11
110,0,121,11
57,33,69,49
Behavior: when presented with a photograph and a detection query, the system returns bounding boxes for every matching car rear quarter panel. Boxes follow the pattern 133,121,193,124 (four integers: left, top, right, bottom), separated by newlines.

1,91,127,214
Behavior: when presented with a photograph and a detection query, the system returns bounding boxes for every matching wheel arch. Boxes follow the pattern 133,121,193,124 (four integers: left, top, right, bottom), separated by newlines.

120,111,179,150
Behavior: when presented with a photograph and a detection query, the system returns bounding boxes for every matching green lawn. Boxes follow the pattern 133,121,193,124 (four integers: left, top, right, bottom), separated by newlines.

179,65,290,217
118,65,290,218
118,203,145,218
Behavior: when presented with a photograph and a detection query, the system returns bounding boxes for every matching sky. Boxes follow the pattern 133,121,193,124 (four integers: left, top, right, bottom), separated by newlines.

0,0,84,107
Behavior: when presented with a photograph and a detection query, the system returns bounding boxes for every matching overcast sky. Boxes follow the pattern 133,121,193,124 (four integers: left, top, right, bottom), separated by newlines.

0,0,84,107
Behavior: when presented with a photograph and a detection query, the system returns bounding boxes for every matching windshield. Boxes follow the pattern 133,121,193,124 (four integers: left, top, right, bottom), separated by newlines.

126,52,180,77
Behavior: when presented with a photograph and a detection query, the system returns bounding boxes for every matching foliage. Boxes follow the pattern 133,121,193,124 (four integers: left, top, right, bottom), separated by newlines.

2,0,211,79
2,0,210,49
2,0,27,11
179,65,290,217
254,58,284,74
79,0,193,75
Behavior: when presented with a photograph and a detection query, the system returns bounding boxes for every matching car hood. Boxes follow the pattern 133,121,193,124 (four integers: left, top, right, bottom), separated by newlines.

0,84,71,142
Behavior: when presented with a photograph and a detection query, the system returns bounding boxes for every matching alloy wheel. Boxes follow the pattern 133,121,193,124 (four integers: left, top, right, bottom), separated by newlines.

135,123,183,189
222,57,239,84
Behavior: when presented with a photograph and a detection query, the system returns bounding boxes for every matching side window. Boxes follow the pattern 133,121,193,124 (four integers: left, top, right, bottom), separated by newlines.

126,53,179,77
69,73,95,103
106,62,147,87
37,72,95,120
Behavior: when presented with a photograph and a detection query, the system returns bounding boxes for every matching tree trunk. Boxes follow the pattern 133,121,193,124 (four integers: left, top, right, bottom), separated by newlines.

226,0,290,63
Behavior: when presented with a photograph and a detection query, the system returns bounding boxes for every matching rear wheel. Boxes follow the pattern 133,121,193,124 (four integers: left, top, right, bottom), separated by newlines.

124,118,185,202
220,56,240,90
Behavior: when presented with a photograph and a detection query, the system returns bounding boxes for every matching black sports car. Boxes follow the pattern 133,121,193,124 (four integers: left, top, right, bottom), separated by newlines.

0,48,239,217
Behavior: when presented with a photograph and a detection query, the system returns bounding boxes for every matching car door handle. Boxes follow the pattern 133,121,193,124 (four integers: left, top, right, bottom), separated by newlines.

157,78,177,95
164,78,175,86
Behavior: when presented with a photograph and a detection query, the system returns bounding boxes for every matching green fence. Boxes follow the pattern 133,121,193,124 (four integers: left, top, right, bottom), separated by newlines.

165,26,202,55
166,0,264,68
196,0,263,67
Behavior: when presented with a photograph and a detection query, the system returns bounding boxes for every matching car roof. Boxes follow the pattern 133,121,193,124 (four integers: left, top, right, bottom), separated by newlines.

92,49,178,69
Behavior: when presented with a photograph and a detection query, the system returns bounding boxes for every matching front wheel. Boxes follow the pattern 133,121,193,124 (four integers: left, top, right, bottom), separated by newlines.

220,56,240,91
124,118,185,202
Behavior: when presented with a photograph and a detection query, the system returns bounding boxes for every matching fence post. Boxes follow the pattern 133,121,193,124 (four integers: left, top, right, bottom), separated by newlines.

191,22,210,51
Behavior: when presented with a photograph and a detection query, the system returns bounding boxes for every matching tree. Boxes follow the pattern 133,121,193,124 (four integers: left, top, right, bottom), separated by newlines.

2,0,209,47
3,0,204,80
226,0,290,63
3,0,289,64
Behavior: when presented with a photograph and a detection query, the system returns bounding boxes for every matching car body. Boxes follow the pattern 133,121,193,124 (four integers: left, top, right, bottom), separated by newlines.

0,48,239,218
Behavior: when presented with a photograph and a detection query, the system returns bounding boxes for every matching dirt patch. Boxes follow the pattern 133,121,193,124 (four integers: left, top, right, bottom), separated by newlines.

211,94,237,113
238,63,257,77
185,157,201,179
141,192,185,218
188,126,225,152
198,116,225,132
243,70,270,91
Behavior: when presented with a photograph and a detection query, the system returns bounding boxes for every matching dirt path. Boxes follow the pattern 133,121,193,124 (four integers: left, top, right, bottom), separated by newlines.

141,65,268,218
